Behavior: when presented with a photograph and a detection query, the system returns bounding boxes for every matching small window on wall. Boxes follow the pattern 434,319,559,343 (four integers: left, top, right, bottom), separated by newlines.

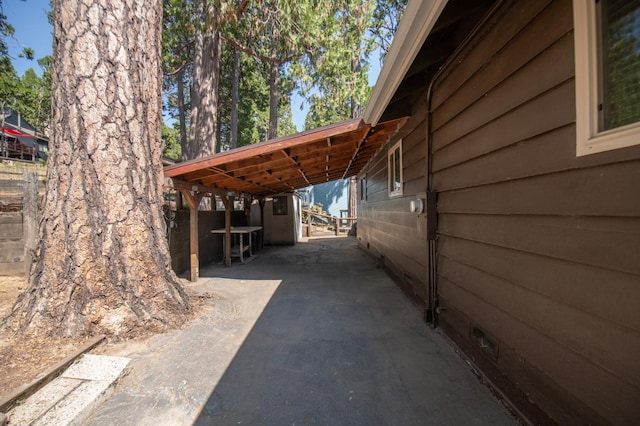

388,140,403,197
272,196,288,215
574,0,640,156
360,176,367,201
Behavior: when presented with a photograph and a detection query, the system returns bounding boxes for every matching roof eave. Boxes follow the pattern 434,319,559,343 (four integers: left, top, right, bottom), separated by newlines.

164,118,366,178
363,0,449,126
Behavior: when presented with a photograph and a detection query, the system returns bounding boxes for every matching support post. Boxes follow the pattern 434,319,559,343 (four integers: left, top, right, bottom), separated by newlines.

222,195,232,266
258,197,266,249
244,195,252,225
180,190,204,282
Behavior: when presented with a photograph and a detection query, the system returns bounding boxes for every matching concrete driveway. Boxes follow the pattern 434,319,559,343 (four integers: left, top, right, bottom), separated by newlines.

85,236,516,425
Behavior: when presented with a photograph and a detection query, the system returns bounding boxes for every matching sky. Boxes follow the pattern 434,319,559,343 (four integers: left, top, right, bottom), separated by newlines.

3,0,382,131
4,0,52,77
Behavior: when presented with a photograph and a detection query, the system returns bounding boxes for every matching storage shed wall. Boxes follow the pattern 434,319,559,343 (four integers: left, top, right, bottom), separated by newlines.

429,0,640,424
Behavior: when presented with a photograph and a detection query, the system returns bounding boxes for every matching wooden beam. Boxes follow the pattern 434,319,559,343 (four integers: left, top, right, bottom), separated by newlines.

281,149,311,186
180,189,205,282
342,117,407,179
164,118,366,177
340,125,373,179
172,179,230,197
198,167,279,195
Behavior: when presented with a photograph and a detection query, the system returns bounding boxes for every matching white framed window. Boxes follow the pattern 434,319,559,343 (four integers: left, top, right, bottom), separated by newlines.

388,140,403,197
573,0,640,157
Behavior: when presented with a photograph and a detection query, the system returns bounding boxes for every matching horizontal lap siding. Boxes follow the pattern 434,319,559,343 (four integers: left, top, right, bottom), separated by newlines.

358,115,428,305
430,0,640,424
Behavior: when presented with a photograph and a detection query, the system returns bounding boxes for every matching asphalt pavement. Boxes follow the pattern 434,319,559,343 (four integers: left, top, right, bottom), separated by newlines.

84,236,517,425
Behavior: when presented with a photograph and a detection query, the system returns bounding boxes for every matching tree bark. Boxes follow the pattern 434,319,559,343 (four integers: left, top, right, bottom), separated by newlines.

230,47,240,149
268,61,278,140
189,2,222,158
3,0,189,338
177,68,188,162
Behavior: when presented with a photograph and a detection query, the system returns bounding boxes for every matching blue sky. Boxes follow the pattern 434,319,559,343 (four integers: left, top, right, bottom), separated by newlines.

4,0,382,131
4,0,52,77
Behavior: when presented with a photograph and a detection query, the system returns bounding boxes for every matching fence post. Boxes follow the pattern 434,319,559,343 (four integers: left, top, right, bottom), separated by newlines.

23,171,38,273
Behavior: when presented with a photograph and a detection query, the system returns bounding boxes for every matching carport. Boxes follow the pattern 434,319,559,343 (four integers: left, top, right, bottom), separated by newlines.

164,117,406,281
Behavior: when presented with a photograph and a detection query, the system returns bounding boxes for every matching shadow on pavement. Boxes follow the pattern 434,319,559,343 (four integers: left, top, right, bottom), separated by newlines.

193,237,515,425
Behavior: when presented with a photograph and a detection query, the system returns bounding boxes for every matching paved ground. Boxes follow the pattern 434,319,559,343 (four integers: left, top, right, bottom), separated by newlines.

85,236,517,425
8,354,130,425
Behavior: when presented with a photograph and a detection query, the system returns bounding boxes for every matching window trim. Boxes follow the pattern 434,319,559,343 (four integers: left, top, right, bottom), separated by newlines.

360,175,367,202
388,140,403,197
573,0,640,157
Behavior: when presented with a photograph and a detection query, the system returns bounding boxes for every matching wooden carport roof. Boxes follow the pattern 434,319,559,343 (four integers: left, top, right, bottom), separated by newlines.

164,117,407,196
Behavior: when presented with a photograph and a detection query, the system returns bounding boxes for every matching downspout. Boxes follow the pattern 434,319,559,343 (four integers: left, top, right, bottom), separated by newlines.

424,0,506,327
425,78,438,327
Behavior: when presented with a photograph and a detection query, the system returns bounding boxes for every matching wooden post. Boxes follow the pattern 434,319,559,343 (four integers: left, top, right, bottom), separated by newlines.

334,216,339,236
180,190,204,282
258,197,265,249
222,195,232,266
348,176,357,219
22,171,38,273
244,195,251,225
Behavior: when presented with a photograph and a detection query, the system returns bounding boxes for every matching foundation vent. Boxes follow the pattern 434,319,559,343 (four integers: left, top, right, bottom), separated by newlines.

470,325,499,361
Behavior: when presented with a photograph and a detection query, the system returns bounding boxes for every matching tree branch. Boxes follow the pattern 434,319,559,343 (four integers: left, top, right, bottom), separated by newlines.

220,34,297,65
163,60,192,77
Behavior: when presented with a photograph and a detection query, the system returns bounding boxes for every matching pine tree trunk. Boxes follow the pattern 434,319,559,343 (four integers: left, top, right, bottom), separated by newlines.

177,68,188,162
189,2,221,157
230,47,240,149
3,0,189,337
268,61,278,140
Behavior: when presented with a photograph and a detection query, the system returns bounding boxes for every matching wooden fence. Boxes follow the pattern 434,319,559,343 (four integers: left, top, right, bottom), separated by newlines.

303,209,356,237
0,172,41,275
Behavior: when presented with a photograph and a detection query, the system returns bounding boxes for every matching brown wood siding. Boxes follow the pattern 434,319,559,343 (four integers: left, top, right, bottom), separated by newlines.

430,0,640,425
358,114,429,305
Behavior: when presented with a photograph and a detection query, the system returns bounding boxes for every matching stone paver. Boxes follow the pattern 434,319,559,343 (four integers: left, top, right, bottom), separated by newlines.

8,354,130,425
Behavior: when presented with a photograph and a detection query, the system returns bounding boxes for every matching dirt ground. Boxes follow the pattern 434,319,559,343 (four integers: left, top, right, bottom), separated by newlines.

0,276,205,399
0,276,91,397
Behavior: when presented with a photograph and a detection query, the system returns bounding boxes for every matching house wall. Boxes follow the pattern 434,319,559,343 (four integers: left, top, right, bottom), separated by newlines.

429,0,640,424
306,179,349,217
357,111,430,305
